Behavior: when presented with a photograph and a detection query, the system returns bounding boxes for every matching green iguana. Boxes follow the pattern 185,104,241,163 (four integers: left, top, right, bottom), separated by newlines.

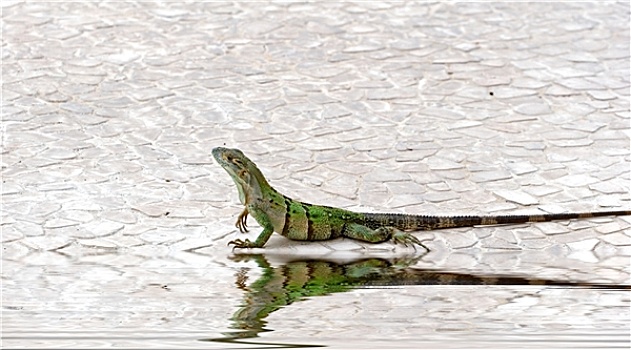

212,147,631,250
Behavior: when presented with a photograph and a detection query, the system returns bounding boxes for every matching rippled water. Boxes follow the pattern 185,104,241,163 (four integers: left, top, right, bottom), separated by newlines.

2,251,630,349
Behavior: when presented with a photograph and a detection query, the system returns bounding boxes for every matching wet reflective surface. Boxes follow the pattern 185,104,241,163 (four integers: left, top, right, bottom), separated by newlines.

3,250,629,349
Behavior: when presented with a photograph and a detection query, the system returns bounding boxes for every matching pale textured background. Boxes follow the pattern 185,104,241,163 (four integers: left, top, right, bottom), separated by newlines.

2,2,630,348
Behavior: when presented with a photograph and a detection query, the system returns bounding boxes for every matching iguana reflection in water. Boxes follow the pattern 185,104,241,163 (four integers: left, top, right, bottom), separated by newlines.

204,253,629,347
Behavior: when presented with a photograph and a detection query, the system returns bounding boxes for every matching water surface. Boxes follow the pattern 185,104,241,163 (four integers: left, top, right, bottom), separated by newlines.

3,250,629,349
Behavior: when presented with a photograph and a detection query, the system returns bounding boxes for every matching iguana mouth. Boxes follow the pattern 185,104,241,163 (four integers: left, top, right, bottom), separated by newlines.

212,147,231,166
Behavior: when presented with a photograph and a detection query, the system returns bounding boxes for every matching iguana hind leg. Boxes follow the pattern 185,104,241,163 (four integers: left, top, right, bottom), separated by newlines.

343,223,428,250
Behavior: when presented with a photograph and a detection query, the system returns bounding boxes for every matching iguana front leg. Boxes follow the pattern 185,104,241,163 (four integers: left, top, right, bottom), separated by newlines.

229,207,274,249
343,223,429,251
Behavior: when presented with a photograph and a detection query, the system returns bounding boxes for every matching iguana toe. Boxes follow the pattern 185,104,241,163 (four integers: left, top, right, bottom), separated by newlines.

392,232,429,251
228,238,259,249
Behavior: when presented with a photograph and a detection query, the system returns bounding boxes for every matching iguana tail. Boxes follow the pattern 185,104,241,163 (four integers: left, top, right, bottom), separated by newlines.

362,210,631,231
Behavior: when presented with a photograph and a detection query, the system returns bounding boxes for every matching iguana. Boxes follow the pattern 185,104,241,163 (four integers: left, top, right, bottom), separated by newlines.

212,147,631,250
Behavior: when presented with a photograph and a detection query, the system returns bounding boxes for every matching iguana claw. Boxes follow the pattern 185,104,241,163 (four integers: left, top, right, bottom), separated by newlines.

235,209,249,233
392,232,429,251
228,238,255,249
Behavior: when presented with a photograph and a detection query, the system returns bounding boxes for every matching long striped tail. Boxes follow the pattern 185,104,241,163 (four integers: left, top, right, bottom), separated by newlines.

362,210,631,231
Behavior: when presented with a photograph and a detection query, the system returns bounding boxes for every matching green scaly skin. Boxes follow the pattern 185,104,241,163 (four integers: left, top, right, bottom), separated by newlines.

212,147,631,250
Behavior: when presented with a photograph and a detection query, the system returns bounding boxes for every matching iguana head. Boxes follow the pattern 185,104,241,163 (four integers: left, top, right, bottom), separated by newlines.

212,147,271,205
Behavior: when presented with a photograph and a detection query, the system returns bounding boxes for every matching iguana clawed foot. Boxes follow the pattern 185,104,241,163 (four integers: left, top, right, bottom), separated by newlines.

391,231,429,251
228,238,258,249
235,208,249,233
